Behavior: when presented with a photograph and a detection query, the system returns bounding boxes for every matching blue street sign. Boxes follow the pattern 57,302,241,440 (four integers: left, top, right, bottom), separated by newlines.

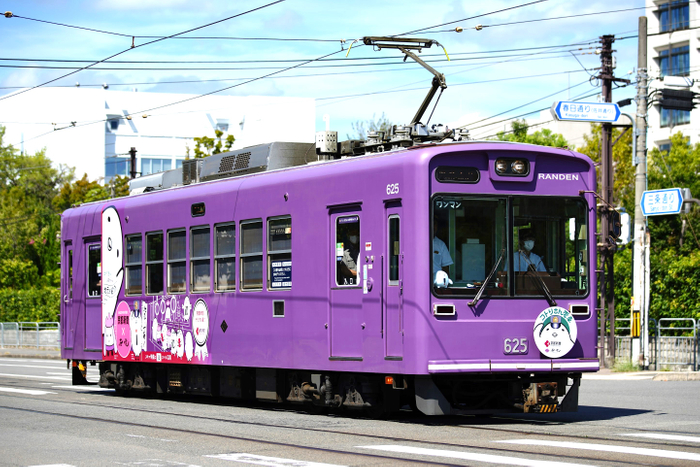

641,188,683,216
550,101,621,123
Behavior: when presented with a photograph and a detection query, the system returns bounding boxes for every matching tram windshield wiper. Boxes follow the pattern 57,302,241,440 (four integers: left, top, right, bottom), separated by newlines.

525,267,557,307
468,249,505,308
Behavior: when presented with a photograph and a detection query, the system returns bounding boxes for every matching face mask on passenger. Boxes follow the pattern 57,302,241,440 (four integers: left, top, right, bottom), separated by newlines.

523,240,535,251
348,235,358,244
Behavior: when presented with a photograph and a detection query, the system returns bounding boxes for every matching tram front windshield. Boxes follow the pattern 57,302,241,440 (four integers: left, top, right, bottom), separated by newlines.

432,195,589,297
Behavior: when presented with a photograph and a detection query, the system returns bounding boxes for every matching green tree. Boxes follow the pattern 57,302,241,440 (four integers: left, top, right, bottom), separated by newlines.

495,120,569,148
577,124,635,214
645,133,700,322
348,112,393,140
0,126,70,283
190,129,235,159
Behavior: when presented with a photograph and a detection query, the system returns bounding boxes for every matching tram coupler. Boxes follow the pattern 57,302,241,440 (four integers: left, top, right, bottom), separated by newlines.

518,382,559,413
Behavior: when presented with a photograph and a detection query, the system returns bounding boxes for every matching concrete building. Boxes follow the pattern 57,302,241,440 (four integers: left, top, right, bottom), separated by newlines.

0,87,315,181
646,0,698,150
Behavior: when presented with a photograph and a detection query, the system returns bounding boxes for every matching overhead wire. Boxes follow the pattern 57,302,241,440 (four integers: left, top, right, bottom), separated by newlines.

4,10,338,42
428,6,651,32
396,0,551,36
0,0,287,102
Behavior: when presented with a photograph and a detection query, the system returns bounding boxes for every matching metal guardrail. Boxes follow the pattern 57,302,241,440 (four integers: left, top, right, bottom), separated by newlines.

656,318,697,371
0,322,60,349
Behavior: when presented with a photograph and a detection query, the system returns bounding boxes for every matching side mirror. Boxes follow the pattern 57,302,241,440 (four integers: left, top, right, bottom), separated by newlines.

609,211,622,240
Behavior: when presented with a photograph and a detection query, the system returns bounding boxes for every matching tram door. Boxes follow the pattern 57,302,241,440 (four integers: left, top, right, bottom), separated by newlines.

61,241,73,349
84,241,102,351
329,210,363,359
384,204,403,358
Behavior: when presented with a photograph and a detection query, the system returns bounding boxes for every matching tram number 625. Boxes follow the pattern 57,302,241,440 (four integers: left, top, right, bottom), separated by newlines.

503,338,528,355
386,183,400,195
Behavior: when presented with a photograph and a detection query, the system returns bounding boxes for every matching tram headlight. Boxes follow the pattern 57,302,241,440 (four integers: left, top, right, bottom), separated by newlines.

495,159,509,174
511,160,527,174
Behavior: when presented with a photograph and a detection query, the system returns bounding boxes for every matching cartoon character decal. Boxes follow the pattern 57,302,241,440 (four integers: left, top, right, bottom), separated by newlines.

533,306,578,358
192,299,210,361
101,207,123,358
101,207,211,363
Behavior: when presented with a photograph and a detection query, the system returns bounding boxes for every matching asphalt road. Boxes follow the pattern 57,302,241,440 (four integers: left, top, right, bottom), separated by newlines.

0,357,699,466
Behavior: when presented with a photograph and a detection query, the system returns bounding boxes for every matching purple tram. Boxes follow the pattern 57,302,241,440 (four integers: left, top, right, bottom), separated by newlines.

60,139,598,415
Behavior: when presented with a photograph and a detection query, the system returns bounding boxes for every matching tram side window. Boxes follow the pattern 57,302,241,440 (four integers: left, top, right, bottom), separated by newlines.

215,223,235,292
190,226,210,293
125,235,142,295
87,244,101,297
389,216,400,283
146,232,163,295
336,215,360,286
68,249,73,300
168,229,186,294
268,216,291,290
240,219,263,290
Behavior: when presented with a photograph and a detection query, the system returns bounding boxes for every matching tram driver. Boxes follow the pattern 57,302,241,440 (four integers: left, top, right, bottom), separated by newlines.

514,229,547,272
433,218,453,288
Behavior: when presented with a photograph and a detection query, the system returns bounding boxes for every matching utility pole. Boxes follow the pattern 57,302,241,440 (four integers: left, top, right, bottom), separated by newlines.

597,35,630,368
129,147,137,179
632,17,649,368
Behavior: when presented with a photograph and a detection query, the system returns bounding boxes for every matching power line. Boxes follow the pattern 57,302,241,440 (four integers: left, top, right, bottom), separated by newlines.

397,0,550,36
460,80,592,130
317,68,594,102
0,49,599,72
5,10,339,43
0,43,598,65
0,1,286,102
430,6,650,32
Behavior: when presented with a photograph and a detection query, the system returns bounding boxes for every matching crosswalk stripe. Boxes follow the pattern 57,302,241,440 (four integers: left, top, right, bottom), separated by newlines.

497,439,700,462
622,433,700,443
0,386,57,395
207,453,346,467
357,445,596,467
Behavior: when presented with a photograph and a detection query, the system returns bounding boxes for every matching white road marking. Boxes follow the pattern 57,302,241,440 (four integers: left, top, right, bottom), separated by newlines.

46,372,71,375
51,385,113,392
622,432,700,443
126,434,177,442
497,439,700,462
0,363,69,370
357,445,596,467
207,453,347,467
582,373,654,380
0,372,70,381
0,387,57,395
27,464,76,467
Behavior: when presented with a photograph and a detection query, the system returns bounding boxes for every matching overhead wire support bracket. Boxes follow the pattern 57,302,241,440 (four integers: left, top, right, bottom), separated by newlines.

361,36,449,125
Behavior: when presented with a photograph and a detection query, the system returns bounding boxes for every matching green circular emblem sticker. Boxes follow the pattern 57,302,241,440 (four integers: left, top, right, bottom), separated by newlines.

533,306,577,358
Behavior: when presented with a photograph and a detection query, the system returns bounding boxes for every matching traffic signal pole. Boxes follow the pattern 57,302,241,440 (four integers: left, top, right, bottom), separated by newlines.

632,17,650,368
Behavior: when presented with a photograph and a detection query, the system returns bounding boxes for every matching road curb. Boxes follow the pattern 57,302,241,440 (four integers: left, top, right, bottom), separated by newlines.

652,372,700,381
0,350,62,360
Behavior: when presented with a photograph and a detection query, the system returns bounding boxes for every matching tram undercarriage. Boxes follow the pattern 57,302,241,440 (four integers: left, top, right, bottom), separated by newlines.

71,360,579,416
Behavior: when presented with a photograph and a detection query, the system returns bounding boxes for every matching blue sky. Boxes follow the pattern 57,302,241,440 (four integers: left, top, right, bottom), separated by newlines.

0,0,646,143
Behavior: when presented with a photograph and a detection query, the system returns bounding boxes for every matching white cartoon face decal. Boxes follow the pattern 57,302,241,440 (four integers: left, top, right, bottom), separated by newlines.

101,206,123,358
184,331,194,362
533,306,578,358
